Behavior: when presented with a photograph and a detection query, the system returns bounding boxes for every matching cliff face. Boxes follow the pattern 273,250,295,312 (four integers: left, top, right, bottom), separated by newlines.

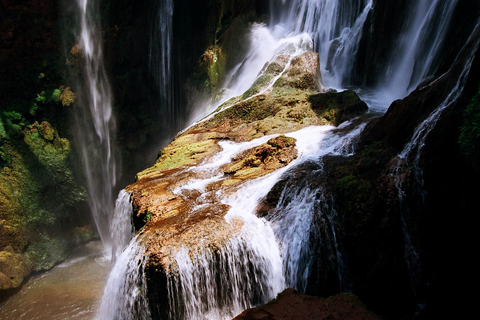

318,20,480,319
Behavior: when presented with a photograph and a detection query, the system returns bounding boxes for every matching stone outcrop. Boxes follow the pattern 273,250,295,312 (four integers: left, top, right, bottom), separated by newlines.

126,49,368,317
233,288,382,320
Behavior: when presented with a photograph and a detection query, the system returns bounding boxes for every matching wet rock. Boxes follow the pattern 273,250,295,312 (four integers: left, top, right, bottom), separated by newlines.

127,47,369,317
222,135,297,180
0,250,31,290
309,90,368,126
233,288,382,320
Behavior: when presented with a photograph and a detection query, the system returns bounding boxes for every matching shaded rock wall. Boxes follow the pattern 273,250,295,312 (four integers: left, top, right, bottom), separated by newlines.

321,18,480,320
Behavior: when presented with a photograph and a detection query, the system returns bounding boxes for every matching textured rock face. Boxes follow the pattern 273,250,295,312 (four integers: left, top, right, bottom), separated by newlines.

127,49,368,317
314,20,480,319
233,288,382,320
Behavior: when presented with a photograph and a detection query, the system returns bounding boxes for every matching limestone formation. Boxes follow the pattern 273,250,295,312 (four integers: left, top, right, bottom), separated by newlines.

126,48,369,317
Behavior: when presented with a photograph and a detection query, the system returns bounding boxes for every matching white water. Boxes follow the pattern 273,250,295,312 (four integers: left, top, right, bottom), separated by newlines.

379,0,460,103
270,122,365,292
150,0,175,126
74,0,118,246
92,1,476,319
389,19,480,313
96,236,150,320
190,26,315,123
160,122,368,319
110,189,135,260
269,0,372,90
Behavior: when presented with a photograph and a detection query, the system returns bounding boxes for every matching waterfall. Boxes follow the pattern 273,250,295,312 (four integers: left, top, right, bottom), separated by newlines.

269,0,372,89
97,236,151,320
93,1,478,319
150,0,175,128
389,19,480,314
269,122,365,292
110,189,135,260
379,0,461,102
73,0,118,246
191,26,315,122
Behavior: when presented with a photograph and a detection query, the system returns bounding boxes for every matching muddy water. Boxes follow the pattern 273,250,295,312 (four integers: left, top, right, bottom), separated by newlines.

0,241,110,320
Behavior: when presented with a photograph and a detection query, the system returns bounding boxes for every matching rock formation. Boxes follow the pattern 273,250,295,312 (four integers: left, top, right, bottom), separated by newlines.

126,48,368,318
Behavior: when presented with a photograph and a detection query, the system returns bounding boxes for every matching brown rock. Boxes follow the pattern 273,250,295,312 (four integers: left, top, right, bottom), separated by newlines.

233,288,382,320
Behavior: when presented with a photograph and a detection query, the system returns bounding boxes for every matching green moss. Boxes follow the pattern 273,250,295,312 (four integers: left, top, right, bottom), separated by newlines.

459,85,480,169
308,90,368,126
206,97,281,128
337,174,374,215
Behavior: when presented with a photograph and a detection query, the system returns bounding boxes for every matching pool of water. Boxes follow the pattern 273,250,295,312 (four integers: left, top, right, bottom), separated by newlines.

0,241,110,320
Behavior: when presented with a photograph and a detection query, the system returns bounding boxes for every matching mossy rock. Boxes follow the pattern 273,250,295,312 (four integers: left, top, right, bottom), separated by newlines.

0,249,32,290
308,90,368,126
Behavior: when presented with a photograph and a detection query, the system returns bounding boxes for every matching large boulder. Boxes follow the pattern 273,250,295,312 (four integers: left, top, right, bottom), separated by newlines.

233,288,382,320
126,49,368,317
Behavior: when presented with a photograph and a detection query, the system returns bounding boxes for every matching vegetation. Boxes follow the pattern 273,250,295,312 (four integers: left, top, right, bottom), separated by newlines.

459,86,480,170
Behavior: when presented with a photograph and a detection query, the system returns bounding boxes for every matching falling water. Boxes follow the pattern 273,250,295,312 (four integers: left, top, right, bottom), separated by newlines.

73,0,118,246
191,26,315,122
110,189,135,260
93,1,478,319
269,0,372,89
162,122,368,319
380,0,461,102
389,19,480,313
150,0,175,126
269,122,365,292
97,237,151,320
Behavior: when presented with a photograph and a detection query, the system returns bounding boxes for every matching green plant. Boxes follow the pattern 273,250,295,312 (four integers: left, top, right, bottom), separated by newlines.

459,86,480,169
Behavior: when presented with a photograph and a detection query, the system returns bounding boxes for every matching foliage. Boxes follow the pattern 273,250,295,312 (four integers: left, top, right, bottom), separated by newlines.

459,86,480,169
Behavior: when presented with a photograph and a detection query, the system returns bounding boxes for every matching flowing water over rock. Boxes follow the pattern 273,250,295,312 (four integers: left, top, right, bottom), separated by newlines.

388,19,480,314
269,0,373,89
94,1,477,318
378,0,461,103
3,0,475,319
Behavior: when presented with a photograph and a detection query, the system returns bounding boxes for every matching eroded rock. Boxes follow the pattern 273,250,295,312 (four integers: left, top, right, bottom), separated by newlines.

127,48,369,316
233,288,382,320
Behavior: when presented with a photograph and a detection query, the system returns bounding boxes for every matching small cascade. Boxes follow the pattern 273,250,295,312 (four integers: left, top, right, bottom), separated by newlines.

110,189,135,260
97,237,151,320
268,122,365,292
192,26,314,122
73,0,118,246
380,0,461,102
167,238,283,320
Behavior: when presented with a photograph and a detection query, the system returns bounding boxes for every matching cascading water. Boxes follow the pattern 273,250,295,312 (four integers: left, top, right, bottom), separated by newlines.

94,1,478,319
73,0,118,246
379,0,461,102
269,0,372,89
389,19,480,313
97,236,151,320
110,189,135,260
269,122,366,292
